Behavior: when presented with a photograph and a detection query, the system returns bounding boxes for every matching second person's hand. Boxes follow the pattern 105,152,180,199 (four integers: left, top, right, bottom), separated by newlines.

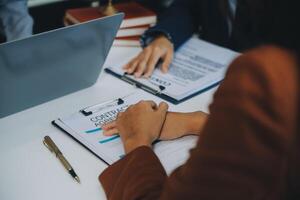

159,111,208,140
123,35,174,78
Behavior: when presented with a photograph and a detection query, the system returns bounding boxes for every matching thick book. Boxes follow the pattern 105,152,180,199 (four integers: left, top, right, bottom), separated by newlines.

65,2,157,28
106,37,240,104
116,24,151,37
52,91,198,174
113,36,141,47
64,19,150,39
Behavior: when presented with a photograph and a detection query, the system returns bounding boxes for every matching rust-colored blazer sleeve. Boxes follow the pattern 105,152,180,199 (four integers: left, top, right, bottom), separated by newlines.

99,46,299,200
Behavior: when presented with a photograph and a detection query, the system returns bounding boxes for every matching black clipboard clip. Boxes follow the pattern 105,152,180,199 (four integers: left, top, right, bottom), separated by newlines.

121,72,166,95
80,98,125,116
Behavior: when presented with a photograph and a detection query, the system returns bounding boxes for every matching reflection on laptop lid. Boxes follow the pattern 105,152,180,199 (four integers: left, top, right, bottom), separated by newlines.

0,13,124,118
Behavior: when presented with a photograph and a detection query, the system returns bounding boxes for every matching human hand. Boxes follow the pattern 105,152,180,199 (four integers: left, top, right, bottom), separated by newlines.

123,36,174,78
103,111,208,142
103,101,169,153
159,111,208,140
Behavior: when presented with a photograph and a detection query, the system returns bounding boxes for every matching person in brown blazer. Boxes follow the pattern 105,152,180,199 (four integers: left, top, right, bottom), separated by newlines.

99,0,300,199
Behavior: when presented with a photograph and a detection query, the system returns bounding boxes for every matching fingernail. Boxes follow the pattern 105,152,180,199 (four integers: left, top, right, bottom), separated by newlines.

134,73,140,78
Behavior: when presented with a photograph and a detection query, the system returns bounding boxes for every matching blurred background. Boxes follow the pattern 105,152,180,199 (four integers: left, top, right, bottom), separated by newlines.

29,0,173,34
0,0,174,44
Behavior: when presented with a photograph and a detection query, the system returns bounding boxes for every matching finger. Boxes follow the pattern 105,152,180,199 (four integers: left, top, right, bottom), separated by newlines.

102,121,117,130
116,111,124,119
142,100,157,109
126,60,139,74
103,128,119,136
123,56,137,70
134,49,152,77
122,61,131,70
144,51,162,78
156,102,169,114
161,51,173,73
124,50,148,72
134,60,147,78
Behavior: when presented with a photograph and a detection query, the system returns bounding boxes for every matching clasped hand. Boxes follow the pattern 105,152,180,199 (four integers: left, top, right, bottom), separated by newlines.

102,101,208,154
103,100,168,153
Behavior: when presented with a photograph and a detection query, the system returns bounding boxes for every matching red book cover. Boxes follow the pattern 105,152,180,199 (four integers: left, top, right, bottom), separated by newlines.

117,24,151,37
65,2,157,28
113,36,141,47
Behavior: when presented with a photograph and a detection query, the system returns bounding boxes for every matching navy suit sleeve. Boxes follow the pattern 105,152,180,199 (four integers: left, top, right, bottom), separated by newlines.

145,0,200,50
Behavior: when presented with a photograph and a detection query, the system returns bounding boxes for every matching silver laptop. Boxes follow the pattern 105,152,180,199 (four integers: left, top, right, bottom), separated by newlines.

0,13,124,118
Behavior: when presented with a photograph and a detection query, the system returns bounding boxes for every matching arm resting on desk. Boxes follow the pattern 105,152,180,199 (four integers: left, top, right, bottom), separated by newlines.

99,46,299,200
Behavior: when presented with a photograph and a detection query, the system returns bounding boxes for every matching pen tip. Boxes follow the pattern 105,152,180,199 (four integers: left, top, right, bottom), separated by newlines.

75,176,81,184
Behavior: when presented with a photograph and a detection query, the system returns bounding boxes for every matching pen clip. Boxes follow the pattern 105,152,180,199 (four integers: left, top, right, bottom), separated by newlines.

43,139,53,153
43,136,61,156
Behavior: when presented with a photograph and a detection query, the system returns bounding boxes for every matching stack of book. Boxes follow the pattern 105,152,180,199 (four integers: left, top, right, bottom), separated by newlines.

64,2,157,47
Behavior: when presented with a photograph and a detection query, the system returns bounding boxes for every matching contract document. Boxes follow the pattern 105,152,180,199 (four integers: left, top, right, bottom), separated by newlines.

105,37,239,104
53,91,198,174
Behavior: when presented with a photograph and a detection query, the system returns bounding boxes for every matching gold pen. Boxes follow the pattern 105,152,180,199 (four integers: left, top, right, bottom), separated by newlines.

43,136,80,183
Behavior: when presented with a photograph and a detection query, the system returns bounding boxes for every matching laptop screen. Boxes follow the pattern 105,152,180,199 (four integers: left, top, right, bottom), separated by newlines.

0,13,124,118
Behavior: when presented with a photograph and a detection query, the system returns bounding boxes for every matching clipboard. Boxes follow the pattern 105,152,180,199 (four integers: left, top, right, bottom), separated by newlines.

51,91,200,174
104,38,239,105
105,68,222,105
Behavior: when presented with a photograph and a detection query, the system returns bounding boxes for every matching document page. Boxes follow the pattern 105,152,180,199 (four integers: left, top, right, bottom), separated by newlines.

107,38,239,101
54,91,198,174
